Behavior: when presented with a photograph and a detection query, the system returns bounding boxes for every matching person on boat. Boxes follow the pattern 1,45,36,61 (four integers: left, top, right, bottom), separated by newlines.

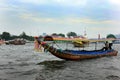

34,36,42,52
108,40,113,50
101,41,109,50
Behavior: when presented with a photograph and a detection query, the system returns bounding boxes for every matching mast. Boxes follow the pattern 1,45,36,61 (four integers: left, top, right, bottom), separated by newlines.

84,27,87,38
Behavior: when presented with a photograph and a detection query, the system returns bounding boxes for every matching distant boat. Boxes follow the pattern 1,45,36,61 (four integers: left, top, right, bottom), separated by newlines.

5,38,26,45
39,36,118,60
72,40,89,47
113,40,120,44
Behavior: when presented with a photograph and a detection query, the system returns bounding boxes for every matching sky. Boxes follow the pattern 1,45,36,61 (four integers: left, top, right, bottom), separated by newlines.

0,0,120,38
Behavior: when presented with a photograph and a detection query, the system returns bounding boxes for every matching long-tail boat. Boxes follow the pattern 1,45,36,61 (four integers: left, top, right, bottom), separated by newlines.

39,36,118,60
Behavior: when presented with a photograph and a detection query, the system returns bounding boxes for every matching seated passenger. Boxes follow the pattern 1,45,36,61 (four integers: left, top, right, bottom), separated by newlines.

101,41,109,50
108,40,113,50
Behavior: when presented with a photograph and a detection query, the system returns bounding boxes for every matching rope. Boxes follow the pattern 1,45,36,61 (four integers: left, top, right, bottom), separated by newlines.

53,41,62,49
44,41,66,53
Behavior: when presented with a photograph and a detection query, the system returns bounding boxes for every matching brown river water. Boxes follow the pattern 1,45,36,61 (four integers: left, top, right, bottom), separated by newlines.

0,43,120,80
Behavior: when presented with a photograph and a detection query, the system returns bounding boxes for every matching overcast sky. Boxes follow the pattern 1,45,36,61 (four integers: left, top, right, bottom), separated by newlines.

0,0,120,38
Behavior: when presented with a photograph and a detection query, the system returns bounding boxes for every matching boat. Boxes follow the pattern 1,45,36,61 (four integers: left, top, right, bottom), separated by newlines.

39,36,118,60
72,40,89,47
113,39,120,44
5,38,26,45
40,42,117,60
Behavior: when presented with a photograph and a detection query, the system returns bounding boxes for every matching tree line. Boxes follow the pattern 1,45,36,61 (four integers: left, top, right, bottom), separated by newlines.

0,31,79,41
0,31,116,41
0,32,34,41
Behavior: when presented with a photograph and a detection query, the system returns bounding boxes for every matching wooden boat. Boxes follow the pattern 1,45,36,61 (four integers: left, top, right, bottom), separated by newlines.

40,41,118,60
5,38,26,45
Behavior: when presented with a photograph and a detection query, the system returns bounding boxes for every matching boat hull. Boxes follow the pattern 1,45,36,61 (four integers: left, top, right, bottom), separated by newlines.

42,43,118,60
50,50,117,60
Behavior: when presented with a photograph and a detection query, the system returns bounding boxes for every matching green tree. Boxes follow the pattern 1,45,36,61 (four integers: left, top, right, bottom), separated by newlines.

19,32,34,41
58,33,65,37
67,32,77,38
1,32,11,40
11,35,19,39
51,33,58,36
106,34,116,39
20,32,27,38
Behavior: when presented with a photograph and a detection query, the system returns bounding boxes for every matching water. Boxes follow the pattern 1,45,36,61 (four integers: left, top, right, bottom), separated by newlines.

0,43,120,80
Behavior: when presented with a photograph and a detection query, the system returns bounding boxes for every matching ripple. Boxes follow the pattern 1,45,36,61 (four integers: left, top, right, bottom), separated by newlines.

0,78,8,80
37,60,66,71
35,74,45,80
102,66,120,71
19,69,38,76
106,75,120,80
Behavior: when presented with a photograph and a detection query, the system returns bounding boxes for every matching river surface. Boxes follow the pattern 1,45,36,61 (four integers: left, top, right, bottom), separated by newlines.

0,43,120,80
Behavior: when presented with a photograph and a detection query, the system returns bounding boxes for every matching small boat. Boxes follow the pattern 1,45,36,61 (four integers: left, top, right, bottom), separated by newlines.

37,36,118,60
72,40,89,47
113,40,120,44
5,38,26,45
40,41,118,60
